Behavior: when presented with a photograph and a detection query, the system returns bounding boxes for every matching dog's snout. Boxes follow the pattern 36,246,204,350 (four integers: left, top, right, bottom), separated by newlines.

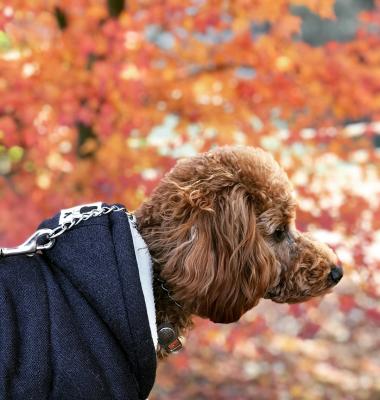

329,265,343,284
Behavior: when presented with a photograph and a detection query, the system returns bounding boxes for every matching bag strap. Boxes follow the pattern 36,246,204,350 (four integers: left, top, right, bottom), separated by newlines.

0,204,129,258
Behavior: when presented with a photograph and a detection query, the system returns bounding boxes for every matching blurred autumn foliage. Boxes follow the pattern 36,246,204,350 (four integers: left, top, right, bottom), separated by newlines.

1,0,380,399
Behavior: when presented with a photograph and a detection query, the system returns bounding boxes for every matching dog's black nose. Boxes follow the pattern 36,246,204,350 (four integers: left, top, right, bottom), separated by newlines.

329,265,343,284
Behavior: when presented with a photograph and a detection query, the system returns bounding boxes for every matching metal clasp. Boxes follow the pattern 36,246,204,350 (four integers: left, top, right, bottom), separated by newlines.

0,229,55,257
157,322,183,353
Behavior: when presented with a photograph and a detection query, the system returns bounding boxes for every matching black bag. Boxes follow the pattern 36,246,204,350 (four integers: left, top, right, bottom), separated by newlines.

0,204,156,400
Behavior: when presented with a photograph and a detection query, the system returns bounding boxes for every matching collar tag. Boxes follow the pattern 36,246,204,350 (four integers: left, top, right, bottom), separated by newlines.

157,323,183,353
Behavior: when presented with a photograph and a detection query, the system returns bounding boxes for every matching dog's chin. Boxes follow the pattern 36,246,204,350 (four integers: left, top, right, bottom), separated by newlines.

267,296,311,304
266,288,333,304
205,310,245,324
286,296,313,304
209,314,243,324
264,289,309,303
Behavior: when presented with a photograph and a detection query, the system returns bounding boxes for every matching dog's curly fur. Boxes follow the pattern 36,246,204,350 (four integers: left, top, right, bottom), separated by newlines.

135,146,342,357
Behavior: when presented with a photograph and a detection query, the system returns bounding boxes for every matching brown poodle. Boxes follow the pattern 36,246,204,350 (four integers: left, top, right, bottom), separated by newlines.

135,145,343,357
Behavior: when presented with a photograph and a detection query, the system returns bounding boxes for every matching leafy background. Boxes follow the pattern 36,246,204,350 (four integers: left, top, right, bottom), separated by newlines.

0,1,379,399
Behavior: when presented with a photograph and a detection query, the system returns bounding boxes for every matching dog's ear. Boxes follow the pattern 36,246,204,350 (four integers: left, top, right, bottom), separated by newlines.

162,185,277,323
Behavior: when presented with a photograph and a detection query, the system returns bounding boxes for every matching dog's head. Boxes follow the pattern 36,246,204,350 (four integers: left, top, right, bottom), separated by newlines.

138,146,342,323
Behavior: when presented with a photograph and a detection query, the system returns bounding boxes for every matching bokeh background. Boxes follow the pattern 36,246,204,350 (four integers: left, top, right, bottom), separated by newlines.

0,1,379,399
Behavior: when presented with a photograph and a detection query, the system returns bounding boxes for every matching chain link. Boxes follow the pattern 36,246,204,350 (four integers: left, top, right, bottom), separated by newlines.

47,205,130,241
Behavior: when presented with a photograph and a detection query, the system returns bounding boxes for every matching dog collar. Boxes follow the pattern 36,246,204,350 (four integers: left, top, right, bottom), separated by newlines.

154,274,184,310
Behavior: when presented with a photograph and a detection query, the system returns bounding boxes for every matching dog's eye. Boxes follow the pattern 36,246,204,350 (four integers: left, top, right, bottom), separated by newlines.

273,226,287,242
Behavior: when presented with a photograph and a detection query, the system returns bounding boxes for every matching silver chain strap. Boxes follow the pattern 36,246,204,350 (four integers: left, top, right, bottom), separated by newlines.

1,204,131,257
48,205,128,240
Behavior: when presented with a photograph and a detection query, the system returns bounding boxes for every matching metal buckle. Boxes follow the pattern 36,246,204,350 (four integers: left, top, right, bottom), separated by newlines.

0,229,55,257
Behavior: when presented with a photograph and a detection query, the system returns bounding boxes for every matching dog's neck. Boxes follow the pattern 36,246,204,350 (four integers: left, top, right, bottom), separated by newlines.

134,210,194,358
